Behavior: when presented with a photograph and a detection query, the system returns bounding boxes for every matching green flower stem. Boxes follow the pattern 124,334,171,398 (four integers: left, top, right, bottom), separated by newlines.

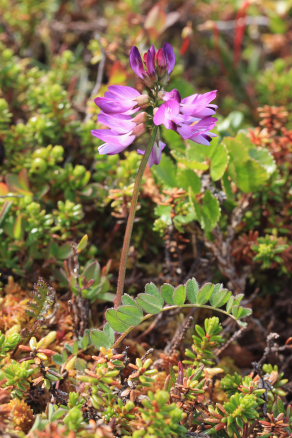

114,126,159,309
113,304,246,348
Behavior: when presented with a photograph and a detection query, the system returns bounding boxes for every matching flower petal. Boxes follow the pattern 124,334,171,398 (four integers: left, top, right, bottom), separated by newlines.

163,89,181,103
98,113,135,134
189,134,213,146
149,141,166,166
98,142,129,155
94,97,137,114
154,99,180,128
92,129,135,146
107,85,141,99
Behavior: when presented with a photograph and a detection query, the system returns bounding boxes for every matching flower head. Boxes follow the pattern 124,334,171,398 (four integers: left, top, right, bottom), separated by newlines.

154,89,218,146
92,44,218,166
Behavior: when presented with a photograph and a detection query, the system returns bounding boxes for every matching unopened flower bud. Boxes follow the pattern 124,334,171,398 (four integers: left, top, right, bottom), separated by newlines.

133,111,147,124
156,48,167,71
135,94,150,106
133,123,146,137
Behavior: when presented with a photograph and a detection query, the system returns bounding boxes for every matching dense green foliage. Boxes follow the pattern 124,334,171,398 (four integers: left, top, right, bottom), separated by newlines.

0,0,291,437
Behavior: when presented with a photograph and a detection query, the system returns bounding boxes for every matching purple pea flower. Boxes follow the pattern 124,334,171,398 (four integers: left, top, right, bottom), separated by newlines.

154,89,218,146
94,85,142,115
130,43,176,82
92,44,218,166
92,85,149,156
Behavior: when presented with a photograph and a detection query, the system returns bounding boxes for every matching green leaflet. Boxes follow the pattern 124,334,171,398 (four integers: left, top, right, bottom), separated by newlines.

161,283,175,305
122,294,137,306
106,305,143,332
186,278,199,303
196,283,215,305
210,285,232,308
145,282,160,298
173,285,186,306
136,293,163,314
106,309,131,332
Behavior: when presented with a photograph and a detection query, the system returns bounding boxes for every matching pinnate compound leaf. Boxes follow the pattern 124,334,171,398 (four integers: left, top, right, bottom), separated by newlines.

108,278,252,340
223,133,275,193
173,285,186,306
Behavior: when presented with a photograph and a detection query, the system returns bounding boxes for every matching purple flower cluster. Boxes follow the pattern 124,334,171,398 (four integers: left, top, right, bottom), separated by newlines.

92,85,147,155
92,44,218,166
154,90,218,146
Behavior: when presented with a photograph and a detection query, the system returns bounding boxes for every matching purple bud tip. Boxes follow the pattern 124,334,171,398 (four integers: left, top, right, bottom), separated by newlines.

130,46,145,79
163,43,176,74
